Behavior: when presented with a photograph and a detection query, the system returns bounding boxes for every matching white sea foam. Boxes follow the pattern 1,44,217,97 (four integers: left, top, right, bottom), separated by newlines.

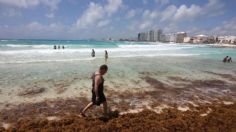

5,44,31,48
0,43,206,64
0,44,197,55
0,53,199,64
0,40,9,42
5,44,53,49
0,58,95,64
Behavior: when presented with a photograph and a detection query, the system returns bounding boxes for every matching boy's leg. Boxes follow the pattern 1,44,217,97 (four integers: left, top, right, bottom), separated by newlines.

102,101,108,116
82,102,93,114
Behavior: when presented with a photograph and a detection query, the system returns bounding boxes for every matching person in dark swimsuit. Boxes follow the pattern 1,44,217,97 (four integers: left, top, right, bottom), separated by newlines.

105,50,108,63
227,57,232,63
80,64,108,117
223,56,228,63
91,49,95,57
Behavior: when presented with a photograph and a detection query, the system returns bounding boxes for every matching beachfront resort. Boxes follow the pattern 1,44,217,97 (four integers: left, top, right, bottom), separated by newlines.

133,29,236,45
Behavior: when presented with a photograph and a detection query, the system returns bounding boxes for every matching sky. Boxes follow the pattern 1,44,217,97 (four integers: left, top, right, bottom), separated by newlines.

0,0,236,40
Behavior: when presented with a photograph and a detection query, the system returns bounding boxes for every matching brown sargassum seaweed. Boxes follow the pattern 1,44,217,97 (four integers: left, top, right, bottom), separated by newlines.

0,101,235,132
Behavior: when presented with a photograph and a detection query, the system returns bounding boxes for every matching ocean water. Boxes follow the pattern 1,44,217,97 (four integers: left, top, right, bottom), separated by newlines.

0,39,236,109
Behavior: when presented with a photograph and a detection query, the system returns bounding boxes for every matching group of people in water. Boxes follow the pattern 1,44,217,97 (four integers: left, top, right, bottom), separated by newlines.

223,56,233,63
53,45,65,49
91,49,109,62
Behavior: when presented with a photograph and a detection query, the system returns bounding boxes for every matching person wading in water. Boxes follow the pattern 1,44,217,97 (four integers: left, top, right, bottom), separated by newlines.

223,56,229,63
105,50,108,63
80,64,108,117
91,49,95,57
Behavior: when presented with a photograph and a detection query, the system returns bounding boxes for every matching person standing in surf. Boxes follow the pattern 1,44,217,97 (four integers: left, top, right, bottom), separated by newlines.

227,57,232,63
91,49,95,57
80,64,108,117
105,50,108,63
223,56,229,63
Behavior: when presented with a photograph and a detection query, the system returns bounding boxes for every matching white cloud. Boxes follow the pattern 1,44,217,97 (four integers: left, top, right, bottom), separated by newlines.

211,18,236,35
41,0,61,11
0,0,61,10
126,9,136,19
0,0,39,8
159,0,224,22
173,4,202,21
76,2,105,29
2,8,21,17
160,5,177,21
155,0,169,5
143,0,148,4
105,0,122,16
139,20,152,30
204,0,224,16
97,20,110,27
76,0,122,29
26,21,65,31
26,22,44,30
129,0,224,34
45,13,54,18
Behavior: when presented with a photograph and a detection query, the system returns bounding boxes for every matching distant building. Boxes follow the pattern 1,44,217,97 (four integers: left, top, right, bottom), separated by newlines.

160,34,167,42
138,29,163,42
156,29,163,41
145,31,150,41
170,34,176,42
218,36,236,44
193,34,208,43
163,34,171,42
160,33,176,42
138,32,146,41
149,30,155,42
183,37,192,43
176,32,187,43
206,36,216,44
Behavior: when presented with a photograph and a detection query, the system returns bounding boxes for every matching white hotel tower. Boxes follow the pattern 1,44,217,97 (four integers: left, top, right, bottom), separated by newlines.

138,29,162,42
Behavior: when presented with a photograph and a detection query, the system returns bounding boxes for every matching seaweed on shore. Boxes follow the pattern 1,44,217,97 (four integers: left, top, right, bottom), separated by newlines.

17,87,45,97
1,103,235,132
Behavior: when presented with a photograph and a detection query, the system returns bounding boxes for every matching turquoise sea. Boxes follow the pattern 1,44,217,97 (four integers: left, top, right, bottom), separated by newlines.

0,39,236,111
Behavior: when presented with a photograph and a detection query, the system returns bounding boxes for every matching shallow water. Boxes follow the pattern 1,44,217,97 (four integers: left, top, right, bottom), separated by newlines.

0,40,236,109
